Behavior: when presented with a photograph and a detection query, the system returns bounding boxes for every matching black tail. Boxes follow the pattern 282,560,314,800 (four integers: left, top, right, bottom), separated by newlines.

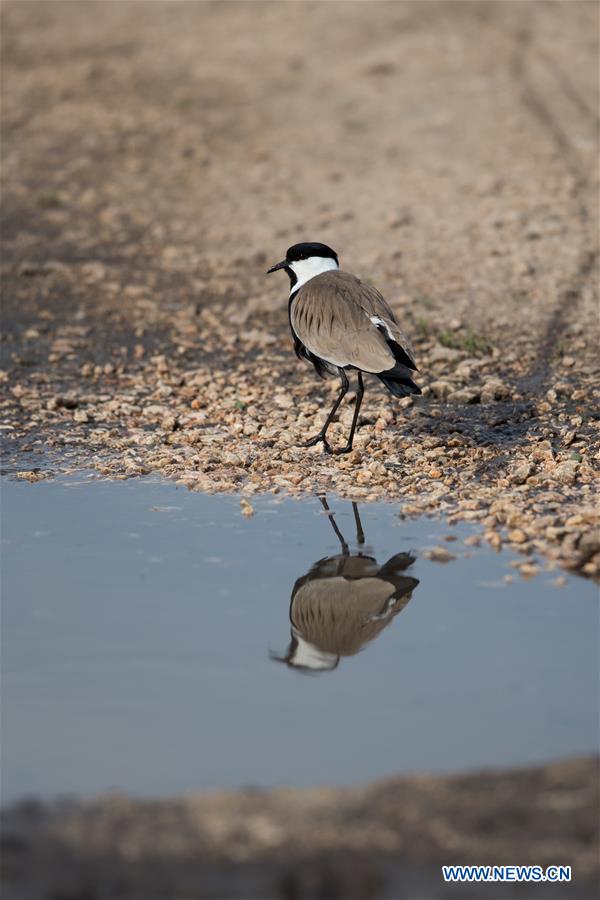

377,552,417,577
379,366,421,397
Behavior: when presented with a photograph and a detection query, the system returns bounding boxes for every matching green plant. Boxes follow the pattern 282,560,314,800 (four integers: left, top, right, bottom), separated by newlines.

437,329,457,348
461,330,493,354
436,328,493,354
37,191,62,209
415,317,431,336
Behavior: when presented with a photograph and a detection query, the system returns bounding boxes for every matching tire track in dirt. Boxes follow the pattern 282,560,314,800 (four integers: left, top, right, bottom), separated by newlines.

509,19,598,392
536,48,600,131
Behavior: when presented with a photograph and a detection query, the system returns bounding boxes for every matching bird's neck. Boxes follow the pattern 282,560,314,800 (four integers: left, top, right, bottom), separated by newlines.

289,257,339,296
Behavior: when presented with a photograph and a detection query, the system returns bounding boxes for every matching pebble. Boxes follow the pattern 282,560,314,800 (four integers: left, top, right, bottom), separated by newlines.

554,461,579,484
508,462,534,485
485,531,503,551
448,388,480,404
240,499,254,518
518,563,540,579
480,379,511,403
430,381,453,399
422,546,456,563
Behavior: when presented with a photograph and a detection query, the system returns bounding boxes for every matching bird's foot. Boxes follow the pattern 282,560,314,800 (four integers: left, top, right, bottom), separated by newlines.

332,443,353,455
303,432,326,447
303,433,323,447
302,433,334,454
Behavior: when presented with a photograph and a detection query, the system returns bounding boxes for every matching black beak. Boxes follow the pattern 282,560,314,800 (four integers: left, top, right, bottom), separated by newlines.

266,259,288,274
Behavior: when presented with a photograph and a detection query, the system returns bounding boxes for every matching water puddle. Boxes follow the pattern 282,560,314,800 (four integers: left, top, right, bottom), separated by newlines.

1,476,598,803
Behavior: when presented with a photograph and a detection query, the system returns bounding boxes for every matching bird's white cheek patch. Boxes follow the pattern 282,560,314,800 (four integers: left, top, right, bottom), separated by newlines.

289,256,339,295
291,631,338,670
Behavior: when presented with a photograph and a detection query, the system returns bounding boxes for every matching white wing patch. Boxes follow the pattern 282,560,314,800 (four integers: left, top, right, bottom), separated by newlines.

369,315,394,341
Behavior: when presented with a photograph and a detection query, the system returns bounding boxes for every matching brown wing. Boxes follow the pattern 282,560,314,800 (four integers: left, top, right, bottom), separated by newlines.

291,578,398,655
291,271,416,374
354,278,417,369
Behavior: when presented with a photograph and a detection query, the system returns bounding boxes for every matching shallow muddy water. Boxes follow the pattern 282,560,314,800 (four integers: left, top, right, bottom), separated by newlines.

2,476,598,804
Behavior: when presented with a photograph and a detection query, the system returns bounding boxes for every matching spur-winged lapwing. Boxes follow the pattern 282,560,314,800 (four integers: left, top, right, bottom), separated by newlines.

272,498,419,672
267,241,421,453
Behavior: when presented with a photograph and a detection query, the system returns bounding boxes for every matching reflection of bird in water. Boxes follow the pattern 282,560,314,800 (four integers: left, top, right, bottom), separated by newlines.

273,498,419,672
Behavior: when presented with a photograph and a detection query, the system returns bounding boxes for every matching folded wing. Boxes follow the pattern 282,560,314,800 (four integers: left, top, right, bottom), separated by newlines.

291,271,417,375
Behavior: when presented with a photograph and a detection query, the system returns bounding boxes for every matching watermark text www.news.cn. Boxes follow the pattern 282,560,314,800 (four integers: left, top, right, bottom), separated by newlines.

442,865,571,883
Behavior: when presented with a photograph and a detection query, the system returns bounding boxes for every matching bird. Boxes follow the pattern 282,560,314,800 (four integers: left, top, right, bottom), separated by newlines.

267,241,421,453
272,498,419,672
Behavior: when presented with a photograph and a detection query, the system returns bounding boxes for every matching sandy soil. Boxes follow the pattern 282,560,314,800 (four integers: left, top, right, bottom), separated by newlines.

2,756,598,900
2,1,599,576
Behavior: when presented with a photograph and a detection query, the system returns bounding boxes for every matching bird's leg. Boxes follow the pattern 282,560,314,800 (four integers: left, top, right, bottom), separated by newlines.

352,502,365,545
333,371,364,455
318,496,349,555
303,370,349,452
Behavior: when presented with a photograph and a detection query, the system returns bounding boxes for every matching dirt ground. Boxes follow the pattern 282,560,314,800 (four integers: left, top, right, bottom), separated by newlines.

1,1,599,577
2,756,599,900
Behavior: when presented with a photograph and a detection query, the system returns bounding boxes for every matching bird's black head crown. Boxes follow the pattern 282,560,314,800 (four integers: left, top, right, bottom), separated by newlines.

266,241,339,285
285,242,339,264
